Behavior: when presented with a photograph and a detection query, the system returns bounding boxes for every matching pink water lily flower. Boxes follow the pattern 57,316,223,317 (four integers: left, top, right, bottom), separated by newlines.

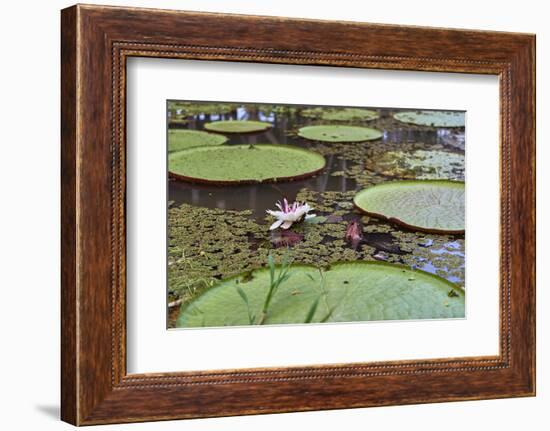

266,199,316,230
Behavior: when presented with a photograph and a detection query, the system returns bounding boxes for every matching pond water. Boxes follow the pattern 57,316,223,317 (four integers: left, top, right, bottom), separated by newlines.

167,103,466,327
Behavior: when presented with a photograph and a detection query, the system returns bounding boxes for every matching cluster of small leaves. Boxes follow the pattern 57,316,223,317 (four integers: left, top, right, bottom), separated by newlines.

168,205,261,305
365,149,465,181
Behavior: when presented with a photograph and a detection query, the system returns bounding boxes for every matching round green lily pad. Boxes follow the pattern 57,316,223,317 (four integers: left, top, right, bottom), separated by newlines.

176,261,464,327
204,120,272,134
301,107,379,121
169,144,326,185
298,125,383,142
354,180,465,234
168,129,228,153
366,150,465,180
394,110,465,128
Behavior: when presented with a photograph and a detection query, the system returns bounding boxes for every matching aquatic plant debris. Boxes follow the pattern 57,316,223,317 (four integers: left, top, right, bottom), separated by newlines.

169,144,326,184
176,261,464,327
168,129,228,152
354,180,465,234
266,199,316,230
366,149,465,180
393,110,465,128
298,125,383,142
204,120,272,133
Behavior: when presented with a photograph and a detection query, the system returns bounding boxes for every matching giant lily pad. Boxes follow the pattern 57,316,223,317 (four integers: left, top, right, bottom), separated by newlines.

354,180,465,234
176,262,464,327
301,107,379,121
366,150,465,180
394,110,465,128
169,144,326,184
168,129,228,153
204,120,272,133
298,125,383,142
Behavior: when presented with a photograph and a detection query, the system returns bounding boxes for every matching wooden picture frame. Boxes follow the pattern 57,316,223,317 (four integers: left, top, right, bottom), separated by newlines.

61,4,536,425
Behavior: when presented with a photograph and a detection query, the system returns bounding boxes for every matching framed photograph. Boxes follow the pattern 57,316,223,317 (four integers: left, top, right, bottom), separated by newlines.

61,4,535,425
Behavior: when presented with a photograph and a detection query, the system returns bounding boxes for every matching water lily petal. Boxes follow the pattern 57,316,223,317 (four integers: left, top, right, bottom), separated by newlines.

266,210,285,218
269,219,284,230
280,220,294,229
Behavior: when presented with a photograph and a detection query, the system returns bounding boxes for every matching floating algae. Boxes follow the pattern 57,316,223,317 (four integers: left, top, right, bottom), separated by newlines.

366,149,465,180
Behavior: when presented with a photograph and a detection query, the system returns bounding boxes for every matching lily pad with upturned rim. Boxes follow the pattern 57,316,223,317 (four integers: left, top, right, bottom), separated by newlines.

168,129,228,153
168,144,326,185
353,180,465,234
175,261,465,327
300,107,379,122
203,120,272,134
298,125,383,142
393,111,465,128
